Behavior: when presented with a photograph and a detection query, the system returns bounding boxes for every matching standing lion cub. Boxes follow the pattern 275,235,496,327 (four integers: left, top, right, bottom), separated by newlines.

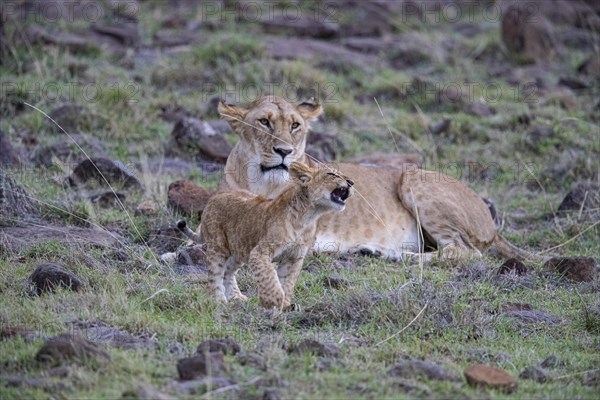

178,162,353,310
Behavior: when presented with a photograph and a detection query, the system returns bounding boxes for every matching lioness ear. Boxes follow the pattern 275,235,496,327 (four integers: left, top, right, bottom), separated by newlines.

218,100,248,131
289,162,313,185
296,98,323,122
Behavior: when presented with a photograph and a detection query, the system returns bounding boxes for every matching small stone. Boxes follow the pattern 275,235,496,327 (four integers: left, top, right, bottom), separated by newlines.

172,376,236,395
464,364,517,394
177,352,226,381
429,119,452,135
236,351,267,371
197,338,240,356
0,130,20,167
167,180,215,217
148,225,185,255
36,333,109,365
543,257,596,283
89,191,126,208
121,384,175,400
262,388,281,400
391,378,432,395
167,117,232,163
288,339,340,358
387,358,460,382
558,77,588,90
177,244,207,266
28,263,82,295
135,200,158,216
498,258,527,276
582,370,600,387
66,158,141,189
322,275,350,289
519,365,548,383
464,101,496,117
505,310,561,325
499,303,533,313
527,125,555,143
557,182,599,212
0,326,37,342
539,355,565,369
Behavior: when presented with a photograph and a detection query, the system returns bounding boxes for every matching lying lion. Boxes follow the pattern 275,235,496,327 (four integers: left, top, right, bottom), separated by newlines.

178,162,353,309
216,95,535,262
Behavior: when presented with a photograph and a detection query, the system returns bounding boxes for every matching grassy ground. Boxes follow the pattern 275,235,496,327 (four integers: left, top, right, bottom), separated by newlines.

1,1,599,399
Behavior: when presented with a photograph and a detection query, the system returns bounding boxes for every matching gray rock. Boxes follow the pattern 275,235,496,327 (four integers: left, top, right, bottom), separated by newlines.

177,352,226,381
288,339,340,357
519,365,548,383
65,158,141,189
35,333,110,365
387,358,460,382
28,263,82,296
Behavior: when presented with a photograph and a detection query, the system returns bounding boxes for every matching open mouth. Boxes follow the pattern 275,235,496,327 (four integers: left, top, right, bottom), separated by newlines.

330,187,350,205
260,164,288,173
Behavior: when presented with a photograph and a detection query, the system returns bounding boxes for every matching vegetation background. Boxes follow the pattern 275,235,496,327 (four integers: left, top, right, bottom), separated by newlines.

0,0,598,398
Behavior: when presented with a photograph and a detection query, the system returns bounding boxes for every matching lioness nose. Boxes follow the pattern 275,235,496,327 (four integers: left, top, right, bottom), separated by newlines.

347,179,354,186
274,147,293,157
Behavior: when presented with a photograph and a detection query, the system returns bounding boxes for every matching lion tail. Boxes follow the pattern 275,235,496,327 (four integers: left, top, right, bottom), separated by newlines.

176,219,202,243
492,234,543,262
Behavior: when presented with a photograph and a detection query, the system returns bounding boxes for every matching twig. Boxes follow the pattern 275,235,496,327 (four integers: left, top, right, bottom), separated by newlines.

375,301,429,347
536,220,600,255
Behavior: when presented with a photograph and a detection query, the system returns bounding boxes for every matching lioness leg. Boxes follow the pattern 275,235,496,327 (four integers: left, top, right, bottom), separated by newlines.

398,170,497,260
249,245,285,309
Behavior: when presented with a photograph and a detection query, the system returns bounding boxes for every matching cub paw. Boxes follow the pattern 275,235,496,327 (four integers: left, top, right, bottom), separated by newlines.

259,287,285,310
230,293,249,302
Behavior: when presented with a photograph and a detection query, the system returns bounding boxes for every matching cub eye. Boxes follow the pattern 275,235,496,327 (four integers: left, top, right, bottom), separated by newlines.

259,118,271,127
291,122,300,130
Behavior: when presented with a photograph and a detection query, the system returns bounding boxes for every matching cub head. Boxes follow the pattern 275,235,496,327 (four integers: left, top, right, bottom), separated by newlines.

218,96,322,185
289,162,354,212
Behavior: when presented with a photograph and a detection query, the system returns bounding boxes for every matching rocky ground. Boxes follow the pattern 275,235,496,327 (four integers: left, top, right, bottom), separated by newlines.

0,0,599,399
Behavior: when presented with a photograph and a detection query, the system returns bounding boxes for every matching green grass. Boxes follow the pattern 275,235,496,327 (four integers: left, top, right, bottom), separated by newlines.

1,2,599,399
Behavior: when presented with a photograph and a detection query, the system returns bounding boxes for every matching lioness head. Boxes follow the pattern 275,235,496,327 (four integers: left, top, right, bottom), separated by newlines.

289,162,354,212
218,96,322,188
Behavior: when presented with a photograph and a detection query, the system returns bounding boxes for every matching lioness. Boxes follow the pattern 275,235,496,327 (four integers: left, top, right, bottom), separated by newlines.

216,95,534,262
178,162,353,309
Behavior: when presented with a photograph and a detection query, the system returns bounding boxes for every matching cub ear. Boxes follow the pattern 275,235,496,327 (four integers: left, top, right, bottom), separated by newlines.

289,162,314,185
218,100,248,131
296,97,323,122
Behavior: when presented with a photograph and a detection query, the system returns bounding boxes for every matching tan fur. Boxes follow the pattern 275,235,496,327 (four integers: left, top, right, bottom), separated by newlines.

198,162,353,309
217,96,538,262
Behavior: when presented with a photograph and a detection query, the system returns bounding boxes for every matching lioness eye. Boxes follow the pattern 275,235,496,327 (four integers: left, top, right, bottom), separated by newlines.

259,118,271,127
291,122,300,130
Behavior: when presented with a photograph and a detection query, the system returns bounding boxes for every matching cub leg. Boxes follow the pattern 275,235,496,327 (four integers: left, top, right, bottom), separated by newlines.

223,258,248,302
205,247,229,303
248,244,285,310
278,258,304,310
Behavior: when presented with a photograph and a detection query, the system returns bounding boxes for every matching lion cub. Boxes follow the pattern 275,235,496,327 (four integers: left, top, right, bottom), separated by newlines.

178,162,353,310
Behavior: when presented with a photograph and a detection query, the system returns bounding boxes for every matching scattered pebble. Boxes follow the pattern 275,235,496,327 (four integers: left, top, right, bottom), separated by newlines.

197,338,241,356
464,364,517,393
28,263,82,296
497,258,527,276
519,365,548,383
543,257,596,283
387,358,460,382
36,334,110,365
177,352,226,381
288,339,340,358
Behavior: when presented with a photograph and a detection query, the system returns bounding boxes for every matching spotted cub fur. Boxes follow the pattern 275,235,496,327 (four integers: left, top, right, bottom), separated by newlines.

178,162,353,310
